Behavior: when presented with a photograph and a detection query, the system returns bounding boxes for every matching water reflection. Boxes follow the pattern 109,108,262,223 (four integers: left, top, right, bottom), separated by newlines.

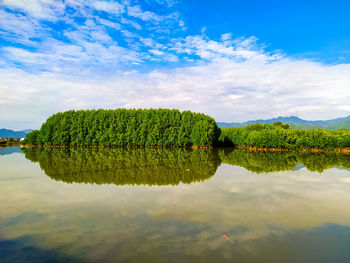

220,148,350,173
2,147,350,262
21,147,350,186
0,237,83,263
0,146,22,156
21,147,221,186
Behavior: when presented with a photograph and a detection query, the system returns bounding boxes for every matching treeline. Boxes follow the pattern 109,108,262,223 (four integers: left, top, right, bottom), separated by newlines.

0,138,21,146
23,109,350,149
218,122,350,150
22,147,221,186
24,109,220,147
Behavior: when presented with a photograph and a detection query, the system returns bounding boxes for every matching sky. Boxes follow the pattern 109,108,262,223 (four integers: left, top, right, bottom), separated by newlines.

0,0,350,130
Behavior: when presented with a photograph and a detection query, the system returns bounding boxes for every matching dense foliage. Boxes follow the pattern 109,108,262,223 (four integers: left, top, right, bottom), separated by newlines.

22,147,221,186
24,109,220,147
219,122,350,149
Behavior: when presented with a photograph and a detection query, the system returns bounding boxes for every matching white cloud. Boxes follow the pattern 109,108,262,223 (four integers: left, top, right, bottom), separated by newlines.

171,35,277,62
150,0,178,7
2,48,350,129
92,0,125,15
178,20,185,27
127,5,162,22
337,105,350,112
120,17,142,30
0,0,183,69
139,37,155,47
221,33,232,42
148,49,164,56
97,17,121,29
1,0,65,20
121,29,139,38
0,9,47,45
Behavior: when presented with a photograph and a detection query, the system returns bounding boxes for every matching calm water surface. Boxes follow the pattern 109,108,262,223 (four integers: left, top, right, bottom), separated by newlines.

1,146,350,262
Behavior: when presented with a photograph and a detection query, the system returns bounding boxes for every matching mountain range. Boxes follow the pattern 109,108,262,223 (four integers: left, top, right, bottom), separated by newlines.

0,129,32,138
218,115,350,130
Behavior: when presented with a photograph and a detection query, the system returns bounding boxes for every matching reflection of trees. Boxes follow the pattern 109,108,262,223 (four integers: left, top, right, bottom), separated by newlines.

297,152,350,173
219,149,350,173
22,147,350,183
219,149,298,173
22,147,221,186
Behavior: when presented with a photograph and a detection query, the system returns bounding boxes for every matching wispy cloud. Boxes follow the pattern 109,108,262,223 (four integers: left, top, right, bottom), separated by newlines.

2,0,65,20
127,5,161,22
92,0,125,15
2,50,350,129
0,9,46,45
0,0,183,72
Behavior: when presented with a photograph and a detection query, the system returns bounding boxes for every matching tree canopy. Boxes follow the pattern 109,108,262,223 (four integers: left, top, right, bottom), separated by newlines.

24,109,220,147
218,123,350,149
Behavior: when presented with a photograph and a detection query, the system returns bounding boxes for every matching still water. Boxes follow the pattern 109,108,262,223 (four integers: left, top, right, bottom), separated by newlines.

1,146,350,262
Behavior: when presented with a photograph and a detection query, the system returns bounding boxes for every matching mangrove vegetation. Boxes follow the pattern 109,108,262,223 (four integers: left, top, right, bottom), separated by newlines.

23,108,350,151
218,122,350,150
23,109,220,147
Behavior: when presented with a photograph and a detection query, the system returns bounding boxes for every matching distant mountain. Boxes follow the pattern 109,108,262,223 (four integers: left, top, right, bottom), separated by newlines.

288,123,321,130
0,129,32,138
325,120,350,130
20,129,33,134
289,120,350,130
217,115,350,129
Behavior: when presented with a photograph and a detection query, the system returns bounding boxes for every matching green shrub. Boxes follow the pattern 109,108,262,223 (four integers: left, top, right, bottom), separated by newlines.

219,123,350,149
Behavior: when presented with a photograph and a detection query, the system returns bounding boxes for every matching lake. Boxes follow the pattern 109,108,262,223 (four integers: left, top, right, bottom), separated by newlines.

1,146,350,262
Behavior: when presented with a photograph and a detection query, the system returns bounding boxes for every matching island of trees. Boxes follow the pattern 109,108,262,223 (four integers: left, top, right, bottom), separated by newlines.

24,109,220,147
23,109,350,152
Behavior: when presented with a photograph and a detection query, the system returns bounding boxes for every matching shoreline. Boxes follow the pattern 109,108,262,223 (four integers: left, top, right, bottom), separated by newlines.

235,145,350,155
19,144,350,154
0,142,21,147
20,144,214,149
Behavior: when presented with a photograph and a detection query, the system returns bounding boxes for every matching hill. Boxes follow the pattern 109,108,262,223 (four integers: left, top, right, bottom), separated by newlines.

0,129,32,138
289,120,350,130
218,115,350,129
325,120,350,130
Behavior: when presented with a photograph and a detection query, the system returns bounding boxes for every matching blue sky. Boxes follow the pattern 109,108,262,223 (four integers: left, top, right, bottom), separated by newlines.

0,0,350,130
